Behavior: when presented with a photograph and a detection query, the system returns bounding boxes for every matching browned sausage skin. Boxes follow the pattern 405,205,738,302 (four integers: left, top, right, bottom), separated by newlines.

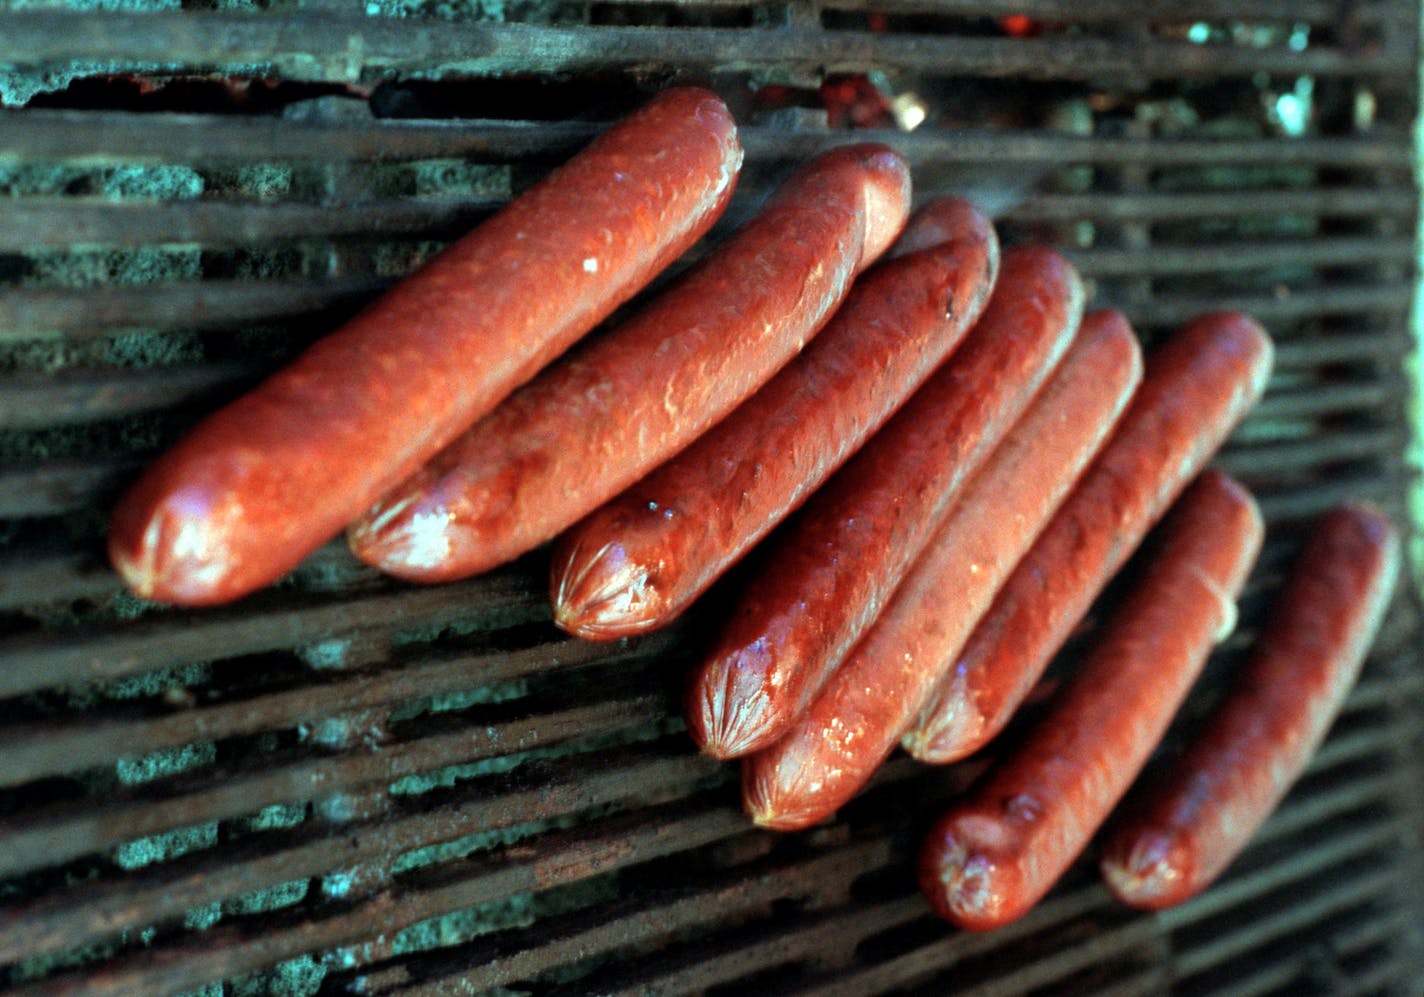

688,245,1085,760
348,144,912,584
743,310,1141,831
548,197,999,640
919,470,1264,930
905,311,1274,764
1100,502,1400,911
109,88,743,606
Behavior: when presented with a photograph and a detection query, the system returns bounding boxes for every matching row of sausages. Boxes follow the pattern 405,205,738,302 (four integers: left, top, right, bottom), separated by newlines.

105,87,1401,931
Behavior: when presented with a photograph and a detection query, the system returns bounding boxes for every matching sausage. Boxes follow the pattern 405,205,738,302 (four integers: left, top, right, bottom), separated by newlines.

743,310,1142,831
688,245,1084,760
1099,502,1400,911
905,311,1274,764
919,470,1264,931
347,144,912,583
549,197,1000,640
107,88,743,606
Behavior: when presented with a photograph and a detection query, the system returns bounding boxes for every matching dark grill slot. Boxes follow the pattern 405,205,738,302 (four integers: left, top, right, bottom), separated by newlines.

1,1,1421,993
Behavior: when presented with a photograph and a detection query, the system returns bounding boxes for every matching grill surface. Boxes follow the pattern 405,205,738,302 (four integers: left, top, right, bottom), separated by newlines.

1,2,1422,994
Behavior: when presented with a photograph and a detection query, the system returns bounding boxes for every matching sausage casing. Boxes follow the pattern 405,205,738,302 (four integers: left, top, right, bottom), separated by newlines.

906,311,1274,763
919,470,1264,930
689,245,1084,759
348,144,912,584
743,310,1141,831
109,88,743,605
549,197,999,639
1099,502,1400,911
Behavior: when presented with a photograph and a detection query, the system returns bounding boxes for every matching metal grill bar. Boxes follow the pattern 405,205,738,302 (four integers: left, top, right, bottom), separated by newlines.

567,895,931,995
769,0,1388,20
0,364,258,430
1067,238,1417,278
1213,429,1408,477
7,202,1414,278
3,114,1412,171
2,274,1408,338
1194,908,1412,997
405,839,898,994
1005,189,1417,224
0,12,1409,81
0,277,385,340
1171,863,1401,980
0,459,139,519
0,200,495,253
0,570,546,699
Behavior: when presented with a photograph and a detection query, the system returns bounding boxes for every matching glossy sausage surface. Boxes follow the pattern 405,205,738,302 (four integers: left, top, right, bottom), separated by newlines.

109,88,743,605
689,245,1084,759
743,310,1141,831
919,470,1264,930
549,197,999,639
906,311,1274,763
349,144,911,583
1100,502,1400,911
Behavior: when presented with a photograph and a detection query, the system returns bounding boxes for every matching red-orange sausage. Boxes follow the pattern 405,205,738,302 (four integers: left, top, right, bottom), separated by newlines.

905,312,1274,764
549,197,1000,640
744,311,1141,831
919,470,1264,931
688,246,1084,760
348,144,912,583
108,88,743,606
1100,502,1400,911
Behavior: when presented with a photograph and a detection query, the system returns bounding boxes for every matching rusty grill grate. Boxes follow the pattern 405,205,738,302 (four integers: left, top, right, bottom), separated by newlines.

1,1,1422,994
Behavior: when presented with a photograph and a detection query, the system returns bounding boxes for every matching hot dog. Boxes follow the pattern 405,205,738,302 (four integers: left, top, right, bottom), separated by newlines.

688,245,1084,760
919,470,1264,931
108,88,743,606
905,311,1274,764
549,197,999,640
348,144,912,584
1099,502,1400,911
744,310,1142,831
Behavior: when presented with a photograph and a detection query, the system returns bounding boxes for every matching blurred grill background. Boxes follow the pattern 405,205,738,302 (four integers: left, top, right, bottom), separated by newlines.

1,2,1422,994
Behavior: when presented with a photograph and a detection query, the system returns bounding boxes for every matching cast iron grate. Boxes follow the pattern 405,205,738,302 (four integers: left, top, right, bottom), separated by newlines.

0,1,1421,994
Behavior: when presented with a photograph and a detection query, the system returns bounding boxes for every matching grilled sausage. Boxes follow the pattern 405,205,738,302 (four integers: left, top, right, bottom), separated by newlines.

1100,502,1400,911
549,197,1000,640
688,245,1084,760
919,470,1264,930
108,87,743,606
348,144,912,583
905,311,1274,764
743,310,1141,831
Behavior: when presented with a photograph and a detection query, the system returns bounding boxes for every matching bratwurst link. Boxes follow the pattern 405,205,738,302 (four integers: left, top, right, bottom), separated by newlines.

1100,502,1400,911
919,470,1264,931
550,197,999,640
744,310,1141,831
109,87,742,606
905,311,1275,764
688,245,1084,760
349,144,912,584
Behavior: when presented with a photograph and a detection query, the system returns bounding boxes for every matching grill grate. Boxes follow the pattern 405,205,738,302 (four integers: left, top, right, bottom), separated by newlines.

1,1,1422,994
